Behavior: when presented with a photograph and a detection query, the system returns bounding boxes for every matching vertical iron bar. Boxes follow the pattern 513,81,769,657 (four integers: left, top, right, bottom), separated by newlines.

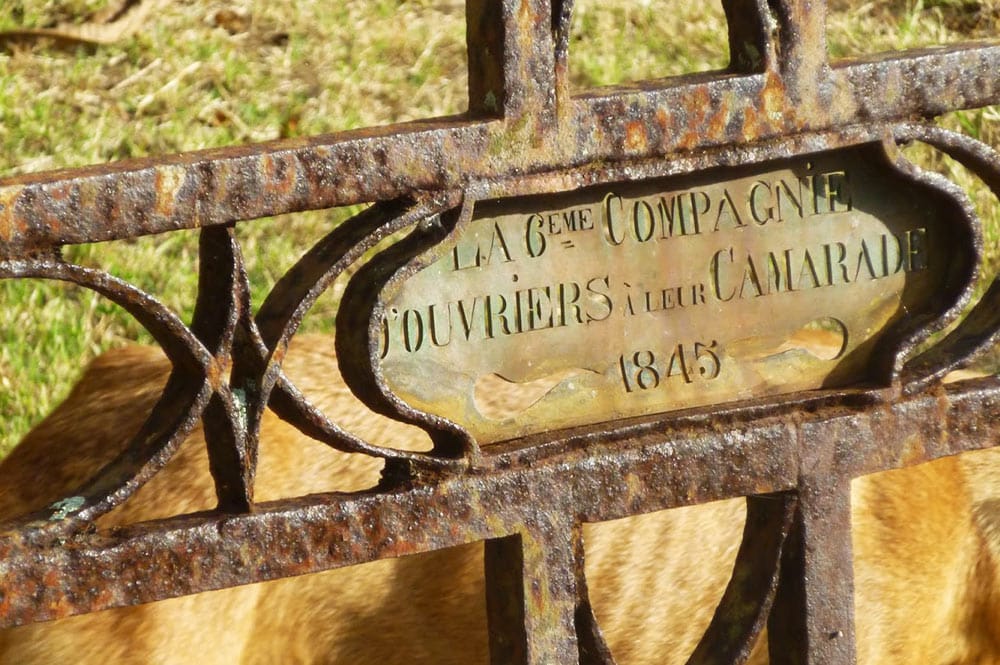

551,0,574,109
193,226,253,512
687,492,797,665
466,0,558,128
768,480,857,664
466,0,506,117
770,0,832,114
721,0,777,73
485,519,581,664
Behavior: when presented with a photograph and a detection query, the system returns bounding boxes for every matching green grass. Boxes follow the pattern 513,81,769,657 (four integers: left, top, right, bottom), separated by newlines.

0,0,998,454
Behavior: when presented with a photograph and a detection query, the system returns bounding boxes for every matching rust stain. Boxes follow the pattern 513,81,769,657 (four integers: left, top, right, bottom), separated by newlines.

42,570,58,588
741,105,761,141
518,0,532,24
49,183,70,202
655,107,670,133
261,153,296,198
0,7,998,665
154,165,185,220
624,120,647,152
0,185,24,246
707,92,733,139
677,87,712,150
760,70,788,132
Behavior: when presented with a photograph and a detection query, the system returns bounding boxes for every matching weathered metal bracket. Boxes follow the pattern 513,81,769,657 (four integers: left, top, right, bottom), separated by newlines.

0,1,999,664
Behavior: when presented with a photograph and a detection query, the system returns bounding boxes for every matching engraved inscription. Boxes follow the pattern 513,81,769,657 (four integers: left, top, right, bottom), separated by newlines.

371,145,969,443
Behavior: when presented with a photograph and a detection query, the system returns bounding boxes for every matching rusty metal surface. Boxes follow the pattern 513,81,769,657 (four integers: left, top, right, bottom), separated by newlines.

1,376,1000,627
0,1,999,664
0,43,998,257
688,493,797,665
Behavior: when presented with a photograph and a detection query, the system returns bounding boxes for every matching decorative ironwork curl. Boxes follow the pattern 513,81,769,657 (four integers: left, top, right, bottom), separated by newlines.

890,124,1000,391
0,2,999,664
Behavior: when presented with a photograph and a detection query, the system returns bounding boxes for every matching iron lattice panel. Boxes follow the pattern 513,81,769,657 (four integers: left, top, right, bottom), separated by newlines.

1,1,1000,663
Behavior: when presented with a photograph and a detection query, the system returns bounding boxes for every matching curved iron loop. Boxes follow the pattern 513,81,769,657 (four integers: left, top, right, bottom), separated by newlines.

58,374,214,527
336,194,482,462
201,389,252,512
266,376,466,476
191,226,243,358
891,124,1000,392
0,258,214,374
686,493,798,665
849,133,983,389
0,258,217,528
573,524,617,665
242,193,466,468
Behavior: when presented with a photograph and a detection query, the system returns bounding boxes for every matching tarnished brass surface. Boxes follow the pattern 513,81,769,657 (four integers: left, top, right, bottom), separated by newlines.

377,142,974,442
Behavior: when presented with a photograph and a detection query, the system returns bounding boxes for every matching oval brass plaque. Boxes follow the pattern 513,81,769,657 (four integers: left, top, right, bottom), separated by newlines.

345,142,976,443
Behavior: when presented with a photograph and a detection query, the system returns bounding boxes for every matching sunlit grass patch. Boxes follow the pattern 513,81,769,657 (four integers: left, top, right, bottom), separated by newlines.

827,0,1000,58
568,0,729,88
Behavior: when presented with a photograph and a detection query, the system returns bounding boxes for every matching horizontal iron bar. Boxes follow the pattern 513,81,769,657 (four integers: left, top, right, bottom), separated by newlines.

1,42,998,256
0,376,997,627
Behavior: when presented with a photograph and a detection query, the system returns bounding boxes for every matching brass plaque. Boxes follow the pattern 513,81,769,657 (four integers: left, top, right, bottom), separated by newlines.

363,144,974,443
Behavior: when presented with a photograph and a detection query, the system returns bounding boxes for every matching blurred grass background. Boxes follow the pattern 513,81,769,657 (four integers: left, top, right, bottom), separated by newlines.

0,0,998,454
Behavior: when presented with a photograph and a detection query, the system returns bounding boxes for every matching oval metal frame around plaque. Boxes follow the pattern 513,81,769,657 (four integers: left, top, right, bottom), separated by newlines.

338,139,979,445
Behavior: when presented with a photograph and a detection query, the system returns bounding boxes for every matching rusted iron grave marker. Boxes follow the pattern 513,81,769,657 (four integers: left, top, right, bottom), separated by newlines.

2,1,1000,664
